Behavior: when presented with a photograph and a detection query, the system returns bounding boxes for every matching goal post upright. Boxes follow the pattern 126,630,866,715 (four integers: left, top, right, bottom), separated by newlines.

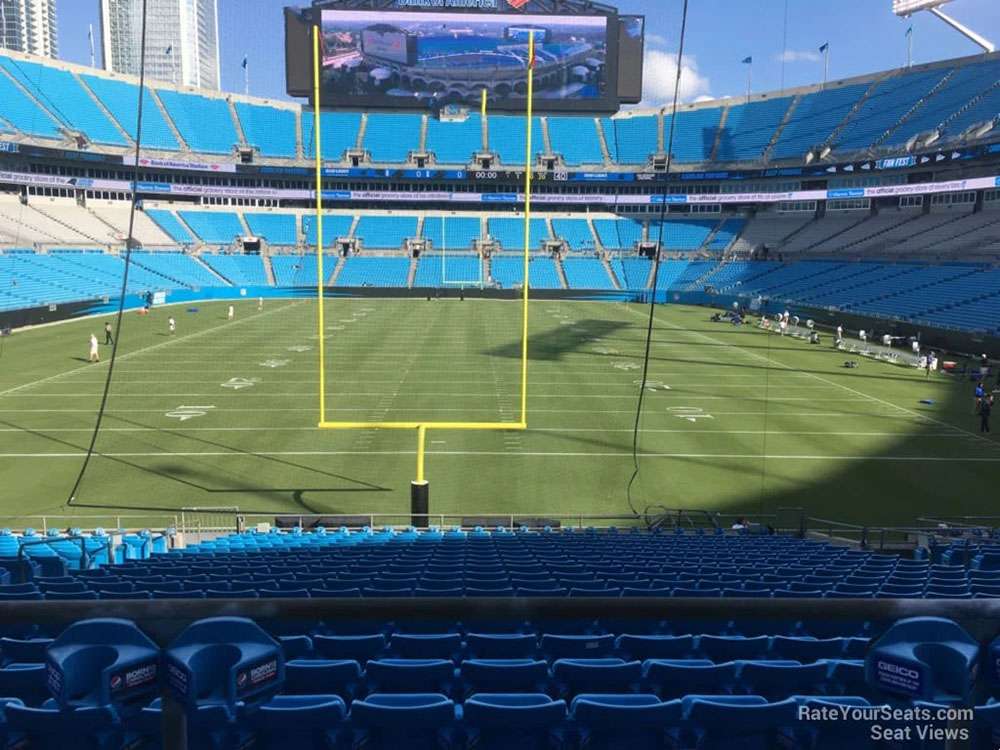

313,24,327,426
314,28,534,526
520,31,535,426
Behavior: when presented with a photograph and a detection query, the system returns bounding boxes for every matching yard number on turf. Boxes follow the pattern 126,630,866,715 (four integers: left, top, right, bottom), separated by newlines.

221,378,259,390
668,406,714,423
166,405,216,422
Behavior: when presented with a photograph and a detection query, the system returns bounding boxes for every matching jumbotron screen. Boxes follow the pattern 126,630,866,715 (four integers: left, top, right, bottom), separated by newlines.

300,8,619,112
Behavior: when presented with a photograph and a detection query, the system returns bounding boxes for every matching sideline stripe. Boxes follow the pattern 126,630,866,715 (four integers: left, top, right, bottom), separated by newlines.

0,303,303,400
1,450,997,462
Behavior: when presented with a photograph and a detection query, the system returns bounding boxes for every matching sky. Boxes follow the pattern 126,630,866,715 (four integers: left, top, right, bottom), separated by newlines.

56,0,1000,107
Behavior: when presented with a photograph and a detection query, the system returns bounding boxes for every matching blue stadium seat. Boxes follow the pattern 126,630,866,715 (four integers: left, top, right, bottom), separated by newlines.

865,617,979,702
283,659,362,702
738,660,831,699
643,659,738,698
235,102,297,158
0,664,50,705
365,659,455,695
461,660,550,695
616,635,696,661
794,696,878,750
682,695,799,750
540,634,614,660
466,634,537,660
302,111,361,161
45,618,159,711
82,75,179,150
348,693,455,750
425,115,482,164
0,637,52,665
699,635,770,662
571,694,682,750
250,694,345,750
157,90,238,154
463,693,566,750
0,57,126,145
165,617,284,711
390,633,462,660
552,658,641,698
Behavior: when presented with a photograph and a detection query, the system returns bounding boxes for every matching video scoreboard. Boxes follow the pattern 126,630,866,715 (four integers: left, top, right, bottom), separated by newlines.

286,0,644,113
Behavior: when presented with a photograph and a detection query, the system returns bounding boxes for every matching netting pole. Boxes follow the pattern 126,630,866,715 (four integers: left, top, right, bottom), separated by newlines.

411,425,429,527
313,25,327,425
519,32,535,425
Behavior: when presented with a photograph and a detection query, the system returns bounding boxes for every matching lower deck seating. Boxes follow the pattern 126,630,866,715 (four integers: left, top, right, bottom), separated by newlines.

335,257,410,287
0,614,993,750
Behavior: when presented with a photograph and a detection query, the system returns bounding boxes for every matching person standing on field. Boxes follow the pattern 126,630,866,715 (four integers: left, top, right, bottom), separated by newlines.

89,334,100,363
979,394,993,434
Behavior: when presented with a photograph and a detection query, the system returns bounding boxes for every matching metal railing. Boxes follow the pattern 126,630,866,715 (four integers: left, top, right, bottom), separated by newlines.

16,534,113,571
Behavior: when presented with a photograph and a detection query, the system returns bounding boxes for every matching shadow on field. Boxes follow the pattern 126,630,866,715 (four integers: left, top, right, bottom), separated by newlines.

623,313,1000,527
0,414,389,516
488,319,631,361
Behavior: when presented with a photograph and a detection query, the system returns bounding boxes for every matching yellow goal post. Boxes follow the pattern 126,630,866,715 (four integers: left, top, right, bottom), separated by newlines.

311,25,537,505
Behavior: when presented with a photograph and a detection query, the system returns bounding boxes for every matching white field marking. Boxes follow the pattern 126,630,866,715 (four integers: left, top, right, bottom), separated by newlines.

164,405,216,422
638,307,998,449
1,393,875,401
0,426,961,438
0,302,303,400
0,408,923,419
51,377,817,386
4,450,1000,462
220,378,260,390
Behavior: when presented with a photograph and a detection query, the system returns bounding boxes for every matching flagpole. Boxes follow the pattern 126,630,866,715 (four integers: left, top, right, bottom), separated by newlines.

244,56,249,95
823,45,829,88
746,60,752,102
88,25,95,67
907,28,913,67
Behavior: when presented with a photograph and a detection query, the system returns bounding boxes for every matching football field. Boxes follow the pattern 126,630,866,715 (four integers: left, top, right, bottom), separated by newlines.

0,296,995,529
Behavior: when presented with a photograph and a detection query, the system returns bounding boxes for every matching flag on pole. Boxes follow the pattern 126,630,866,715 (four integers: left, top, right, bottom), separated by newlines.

906,25,913,37
165,44,172,55
242,55,248,70
819,42,829,53
742,56,752,64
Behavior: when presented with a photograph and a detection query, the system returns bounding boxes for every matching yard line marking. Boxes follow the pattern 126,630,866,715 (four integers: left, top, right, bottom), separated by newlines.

0,426,961,437
3,393,873,401
0,302,304,400
0,408,925,418
3,450,999,462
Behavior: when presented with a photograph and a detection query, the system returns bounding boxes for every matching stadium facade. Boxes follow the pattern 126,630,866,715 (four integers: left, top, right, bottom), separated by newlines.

0,45,998,347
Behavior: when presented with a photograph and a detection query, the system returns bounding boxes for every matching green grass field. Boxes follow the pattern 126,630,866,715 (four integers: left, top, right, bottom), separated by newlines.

0,296,995,529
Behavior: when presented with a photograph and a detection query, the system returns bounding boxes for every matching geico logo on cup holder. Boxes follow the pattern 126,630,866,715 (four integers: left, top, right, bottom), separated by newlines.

877,661,919,680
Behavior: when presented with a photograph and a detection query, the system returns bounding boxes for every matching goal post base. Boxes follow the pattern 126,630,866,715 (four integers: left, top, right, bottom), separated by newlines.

411,481,429,528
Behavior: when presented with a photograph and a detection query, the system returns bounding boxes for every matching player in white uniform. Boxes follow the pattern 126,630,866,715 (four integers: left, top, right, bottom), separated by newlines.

258,297,264,311
228,305,235,321
168,317,176,335
89,334,99,363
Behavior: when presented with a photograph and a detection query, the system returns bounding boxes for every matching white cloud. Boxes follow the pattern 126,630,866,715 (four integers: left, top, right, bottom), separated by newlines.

640,48,711,107
775,49,822,63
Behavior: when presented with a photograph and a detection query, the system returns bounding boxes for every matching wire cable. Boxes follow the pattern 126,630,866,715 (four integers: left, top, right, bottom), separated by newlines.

626,0,690,521
66,0,149,506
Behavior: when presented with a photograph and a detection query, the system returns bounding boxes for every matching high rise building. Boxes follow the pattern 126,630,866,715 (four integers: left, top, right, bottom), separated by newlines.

100,0,220,90
0,0,58,58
